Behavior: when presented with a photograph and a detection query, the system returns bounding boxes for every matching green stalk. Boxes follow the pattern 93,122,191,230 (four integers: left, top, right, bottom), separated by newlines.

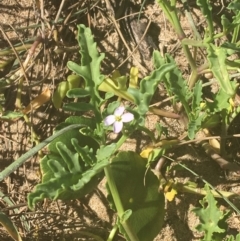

176,182,240,199
156,0,198,88
181,0,201,40
213,32,225,40
104,134,140,241
107,224,118,241
205,19,214,42
104,166,140,241
181,39,207,47
156,0,175,26
232,25,240,44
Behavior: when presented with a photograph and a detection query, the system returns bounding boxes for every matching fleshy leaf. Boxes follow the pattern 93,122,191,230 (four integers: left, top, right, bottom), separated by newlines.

52,81,70,109
206,88,233,113
159,54,192,116
127,57,175,116
72,138,96,166
187,81,205,139
28,140,108,209
105,101,120,115
120,209,133,223
63,102,95,112
67,74,82,89
107,151,165,241
52,75,82,109
192,185,229,241
27,116,101,209
96,144,116,160
67,24,105,110
207,44,237,96
192,81,203,112
67,88,90,98
129,67,139,88
48,116,98,155
196,0,212,20
153,50,164,69
188,114,205,139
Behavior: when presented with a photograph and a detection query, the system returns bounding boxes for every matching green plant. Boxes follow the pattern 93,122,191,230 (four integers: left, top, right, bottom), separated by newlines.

26,24,175,241
192,185,231,241
1,0,240,240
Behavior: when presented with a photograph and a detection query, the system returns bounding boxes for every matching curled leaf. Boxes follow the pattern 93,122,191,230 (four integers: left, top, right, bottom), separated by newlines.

52,82,70,109
129,67,139,88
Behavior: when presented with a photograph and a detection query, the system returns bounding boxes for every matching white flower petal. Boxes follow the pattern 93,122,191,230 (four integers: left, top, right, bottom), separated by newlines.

114,106,125,117
113,121,123,133
104,115,115,126
121,113,134,123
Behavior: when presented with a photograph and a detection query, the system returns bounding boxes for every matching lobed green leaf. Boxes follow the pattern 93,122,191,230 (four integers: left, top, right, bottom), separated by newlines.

128,55,175,116
160,54,192,116
207,44,237,96
67,25,105,110
28,140,108,209
192,185,230,241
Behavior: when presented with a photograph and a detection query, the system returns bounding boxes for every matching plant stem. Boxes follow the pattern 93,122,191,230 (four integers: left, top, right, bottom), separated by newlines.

181,0,201,41
104,165,140,241
104,134,140,241
181,39,207,47
156,0,198,88
107,224,118,241
104,166,125,215
176,182,240,199
232,25,240,43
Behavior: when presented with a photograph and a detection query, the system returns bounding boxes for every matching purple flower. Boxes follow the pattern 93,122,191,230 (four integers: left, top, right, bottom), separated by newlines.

104,106,134,133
